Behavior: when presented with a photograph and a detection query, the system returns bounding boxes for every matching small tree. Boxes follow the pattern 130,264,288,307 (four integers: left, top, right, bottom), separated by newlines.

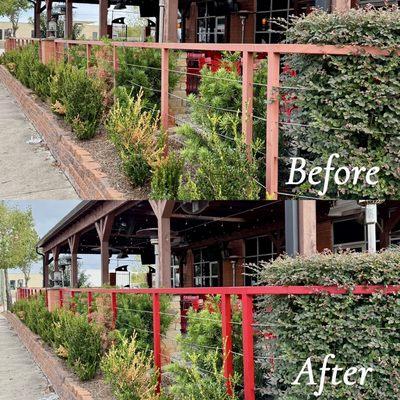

0,0,31,37
0,203,39,309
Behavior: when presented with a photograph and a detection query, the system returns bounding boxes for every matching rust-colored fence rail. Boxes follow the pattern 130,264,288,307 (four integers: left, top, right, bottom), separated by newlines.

4,38,395,198
17,284,400,400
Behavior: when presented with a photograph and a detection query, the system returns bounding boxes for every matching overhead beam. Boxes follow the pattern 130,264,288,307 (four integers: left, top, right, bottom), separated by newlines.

171,214,246,223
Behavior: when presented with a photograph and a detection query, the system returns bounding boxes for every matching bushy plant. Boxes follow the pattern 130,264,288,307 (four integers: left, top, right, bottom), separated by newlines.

101,332,161,400
52,308,103,380
50,63,104,139
189,53,267,144
116,293,173,353
177,119,262,200
1,44,54,99
281,7,400,198
105,88,165,186
150,152,184,200
116,45,179,109
167,349,240,400
255,249,400,399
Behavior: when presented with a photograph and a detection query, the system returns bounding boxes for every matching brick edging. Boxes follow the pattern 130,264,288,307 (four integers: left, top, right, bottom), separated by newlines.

3,312,93,400
0,65,125,199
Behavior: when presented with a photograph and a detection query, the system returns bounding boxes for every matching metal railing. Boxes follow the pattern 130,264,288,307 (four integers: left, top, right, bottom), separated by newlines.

17,284,400,400
4,37,398,198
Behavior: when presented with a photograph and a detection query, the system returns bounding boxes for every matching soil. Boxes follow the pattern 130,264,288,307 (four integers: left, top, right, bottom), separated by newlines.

30,92,151,199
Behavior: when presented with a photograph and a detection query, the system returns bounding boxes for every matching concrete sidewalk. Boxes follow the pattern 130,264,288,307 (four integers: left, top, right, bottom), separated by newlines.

0,315,58,400
0,82,78,199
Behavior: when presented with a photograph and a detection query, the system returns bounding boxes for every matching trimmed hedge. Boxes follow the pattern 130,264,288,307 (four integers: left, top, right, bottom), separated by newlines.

255,250,400,399
282,7,400,198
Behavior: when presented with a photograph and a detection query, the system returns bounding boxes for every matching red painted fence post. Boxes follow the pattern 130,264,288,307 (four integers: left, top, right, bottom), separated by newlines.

70,290,75,312
242,50,254,159
59,289,63,308
242,294,255,400
45,289,48,308
221,293,233,396
161,47,169,138
87,291,93,322
111,292,117,329
265,52,281,199
86,44,92,70
152,293,162,393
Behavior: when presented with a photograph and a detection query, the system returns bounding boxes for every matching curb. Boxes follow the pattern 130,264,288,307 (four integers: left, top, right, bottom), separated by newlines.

0,65,125,200
3,312,93,400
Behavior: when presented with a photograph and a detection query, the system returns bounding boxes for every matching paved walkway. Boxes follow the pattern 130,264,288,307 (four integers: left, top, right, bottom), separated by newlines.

0,315,59,400
0,82,78,199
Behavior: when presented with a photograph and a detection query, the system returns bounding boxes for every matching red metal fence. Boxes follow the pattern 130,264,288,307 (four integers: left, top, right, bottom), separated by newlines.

4,38,397,197
16,284,400,400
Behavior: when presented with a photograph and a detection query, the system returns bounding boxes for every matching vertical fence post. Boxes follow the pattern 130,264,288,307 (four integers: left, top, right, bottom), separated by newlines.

87,291,92,322
111,292,117,329
221,294,233,396
152,293,162,393
45,289,48,308
70,290,75,312
59,289,63,308
86,44,92,70
266,52,281,200
112,44,118,94
242,294,255,400
67,43,71,63
161,47,169,137
242,50,254,159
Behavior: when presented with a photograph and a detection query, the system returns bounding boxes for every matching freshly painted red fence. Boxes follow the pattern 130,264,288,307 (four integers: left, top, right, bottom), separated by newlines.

5,37,396,198
16,284,400,400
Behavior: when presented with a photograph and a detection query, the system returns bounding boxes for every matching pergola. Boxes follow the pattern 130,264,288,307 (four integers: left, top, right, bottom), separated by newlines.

34,0,180,41
37,200,318,289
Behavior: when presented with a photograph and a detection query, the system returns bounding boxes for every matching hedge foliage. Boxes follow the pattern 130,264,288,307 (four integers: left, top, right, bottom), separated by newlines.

255,250,400,399
282,7,400,198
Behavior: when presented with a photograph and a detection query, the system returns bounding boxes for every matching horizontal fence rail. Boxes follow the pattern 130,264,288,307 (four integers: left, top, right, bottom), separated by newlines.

16,284,400,400
4,37,399,198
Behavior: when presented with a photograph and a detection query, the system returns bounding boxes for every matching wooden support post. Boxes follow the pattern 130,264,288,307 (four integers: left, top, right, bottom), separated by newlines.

161,48,169,134
266,52,280,199
153,293,162,393
150,201,175,288
65,0,73,39
242,294,255,400
95,214,115,286
46,0,53,37
43,252,50,287
68,234,80,288
221,294,233,395
34,1,42,38
298,200,317,256
164,0,178,42
331,0,351,12
99,0,109,39
242,51,254,158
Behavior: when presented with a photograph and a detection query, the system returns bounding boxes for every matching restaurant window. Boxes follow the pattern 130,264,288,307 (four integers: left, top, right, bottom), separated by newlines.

9,280,16,290
245,235,276,285
193,247,220,287
197,0,226,43
255,0,315,44
333,218,367,252
171,255,180,288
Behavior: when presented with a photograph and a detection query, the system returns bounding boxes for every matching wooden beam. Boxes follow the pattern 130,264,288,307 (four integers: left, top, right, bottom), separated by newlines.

298,200,317,256
68,234,80,288
164,0,178,42
43,252,50,287
171,214,246,223
331,0,351,11
52,246,60,272
95,214,115,286
33,1,42,38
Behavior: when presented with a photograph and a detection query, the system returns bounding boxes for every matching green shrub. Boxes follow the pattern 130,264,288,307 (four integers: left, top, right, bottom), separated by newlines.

116,294,173,353
189,52,267,144
177,119,261,200
50,63,104,140
167,349,241,400
1,44,54,99
282,7,400,198
105,88,165,186
101,333,161,400
255,249,400,399
53,308,103,380
150,152,184,200
116,45,179,109
12,295,56,344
